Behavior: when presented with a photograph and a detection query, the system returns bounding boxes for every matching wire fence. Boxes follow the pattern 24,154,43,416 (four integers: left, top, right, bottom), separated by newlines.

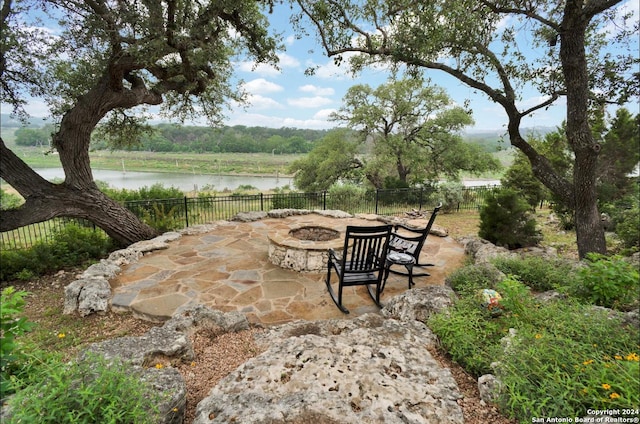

1,186,503,250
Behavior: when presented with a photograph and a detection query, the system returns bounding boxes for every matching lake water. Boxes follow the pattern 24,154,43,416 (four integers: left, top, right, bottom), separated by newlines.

33,168,293,192
32,168,499,191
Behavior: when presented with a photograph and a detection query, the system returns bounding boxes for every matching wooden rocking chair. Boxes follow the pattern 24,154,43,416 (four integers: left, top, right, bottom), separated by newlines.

325,225,392,314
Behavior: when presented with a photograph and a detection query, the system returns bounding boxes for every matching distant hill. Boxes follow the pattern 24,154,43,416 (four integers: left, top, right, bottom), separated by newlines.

463,127,558,152
0,114,53,128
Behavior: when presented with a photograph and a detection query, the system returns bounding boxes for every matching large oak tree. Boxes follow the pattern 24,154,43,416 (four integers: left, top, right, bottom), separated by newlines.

0,0,281,245
294,0,639,258
329,77,499,188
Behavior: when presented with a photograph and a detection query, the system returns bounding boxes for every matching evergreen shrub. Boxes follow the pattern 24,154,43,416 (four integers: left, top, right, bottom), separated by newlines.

479,188,541,249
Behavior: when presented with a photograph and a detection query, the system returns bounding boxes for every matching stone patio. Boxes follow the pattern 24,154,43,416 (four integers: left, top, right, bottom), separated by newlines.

109,212,466,325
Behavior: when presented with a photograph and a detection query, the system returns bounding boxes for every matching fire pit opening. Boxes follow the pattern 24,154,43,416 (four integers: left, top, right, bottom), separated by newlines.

289,226,340,242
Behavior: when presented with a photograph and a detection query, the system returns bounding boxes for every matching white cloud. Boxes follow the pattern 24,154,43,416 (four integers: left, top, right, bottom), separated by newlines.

236,52,300,77
287,96,333,108
245,94,282,110
224,112,334,129
242,78,283,94
311,58,352,80
237,61,280,77
312,108,336,121
278,53,300,68
285,35,296,46
2,99,51,118
299,84,335,96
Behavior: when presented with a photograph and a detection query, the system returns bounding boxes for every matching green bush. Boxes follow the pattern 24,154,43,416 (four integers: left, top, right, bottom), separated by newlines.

437,182,464,213
271,192,308,209
568,253,639,310
326,184,367,212
444,263,504,294
428,296,503,376
5,354,160,423
139,203,183,233
605,193,640,250
0,189,23,210
0,224,114,282
104,183,184,202
0,287,34,397
492,256,576,292
495,300,639,420
479,188,541,249
431,271,640,422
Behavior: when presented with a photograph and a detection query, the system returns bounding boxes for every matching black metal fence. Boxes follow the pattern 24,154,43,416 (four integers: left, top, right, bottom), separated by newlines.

1,186,499,250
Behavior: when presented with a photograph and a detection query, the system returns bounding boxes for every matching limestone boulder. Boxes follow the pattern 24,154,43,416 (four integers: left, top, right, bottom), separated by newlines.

268,209,312,218
381,285,457,324
83,325,195,365
167,304,250,335
458,236,517,264
63,278,111,316
477,374,501,403
193,314,464,424
232,211,268,221
78,305,247,424
80,260,122,280
141,367,186,424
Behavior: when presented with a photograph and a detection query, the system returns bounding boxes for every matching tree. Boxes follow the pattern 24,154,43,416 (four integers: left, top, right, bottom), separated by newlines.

14,127,50,147
289,129,362,191
597,108,640,203
294,0,639,258
329,77,498,189
0,0,281,245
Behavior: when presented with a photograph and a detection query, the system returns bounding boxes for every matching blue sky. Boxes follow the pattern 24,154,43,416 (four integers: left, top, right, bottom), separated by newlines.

5,1,638,133
219,1,638,132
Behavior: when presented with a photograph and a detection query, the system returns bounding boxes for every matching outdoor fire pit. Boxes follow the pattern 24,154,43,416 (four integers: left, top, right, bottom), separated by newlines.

268,225,344,272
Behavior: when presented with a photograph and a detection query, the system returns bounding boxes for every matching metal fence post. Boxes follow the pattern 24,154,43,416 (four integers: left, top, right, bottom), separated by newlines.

260,193,264,211
184,196,189,227
375,189,379,215
323,191,327,210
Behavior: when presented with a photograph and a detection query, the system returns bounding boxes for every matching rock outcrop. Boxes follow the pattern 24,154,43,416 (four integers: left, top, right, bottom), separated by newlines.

79,305,251,424
382,285,457,323
193,313,464,424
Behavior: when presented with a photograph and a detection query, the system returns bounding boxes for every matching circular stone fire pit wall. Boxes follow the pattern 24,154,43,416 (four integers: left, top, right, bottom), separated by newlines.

268,226,344,272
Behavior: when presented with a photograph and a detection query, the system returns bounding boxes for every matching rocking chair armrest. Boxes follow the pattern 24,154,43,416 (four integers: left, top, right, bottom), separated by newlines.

392,223,426,237
328,248,342,261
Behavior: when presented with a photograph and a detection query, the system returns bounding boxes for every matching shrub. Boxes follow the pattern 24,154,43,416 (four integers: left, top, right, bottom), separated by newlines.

428,296,503,376
0,189,23,210
495,301,639,420
0,224,114,282
140,203,183,233
568,253,639,310
604,193,640,250
445,263,504,294
271,192,307,209
432,269,640,421
326,184,367,212
437,182,464,213
492,256,576,292
479,188,541,249
0,287,34,397
6,354,160,423
104,183,184,202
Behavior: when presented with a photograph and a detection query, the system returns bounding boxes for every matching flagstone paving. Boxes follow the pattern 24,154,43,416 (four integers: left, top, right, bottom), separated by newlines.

109,213,466,325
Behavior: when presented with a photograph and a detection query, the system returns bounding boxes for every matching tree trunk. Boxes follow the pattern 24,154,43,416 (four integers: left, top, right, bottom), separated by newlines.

0,139,157,245
559,3,607,258
0,73,161,246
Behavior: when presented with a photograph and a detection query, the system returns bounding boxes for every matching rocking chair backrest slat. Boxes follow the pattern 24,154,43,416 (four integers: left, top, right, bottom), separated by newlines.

342,225,391,273
325,224,393,313
389,203,442,258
